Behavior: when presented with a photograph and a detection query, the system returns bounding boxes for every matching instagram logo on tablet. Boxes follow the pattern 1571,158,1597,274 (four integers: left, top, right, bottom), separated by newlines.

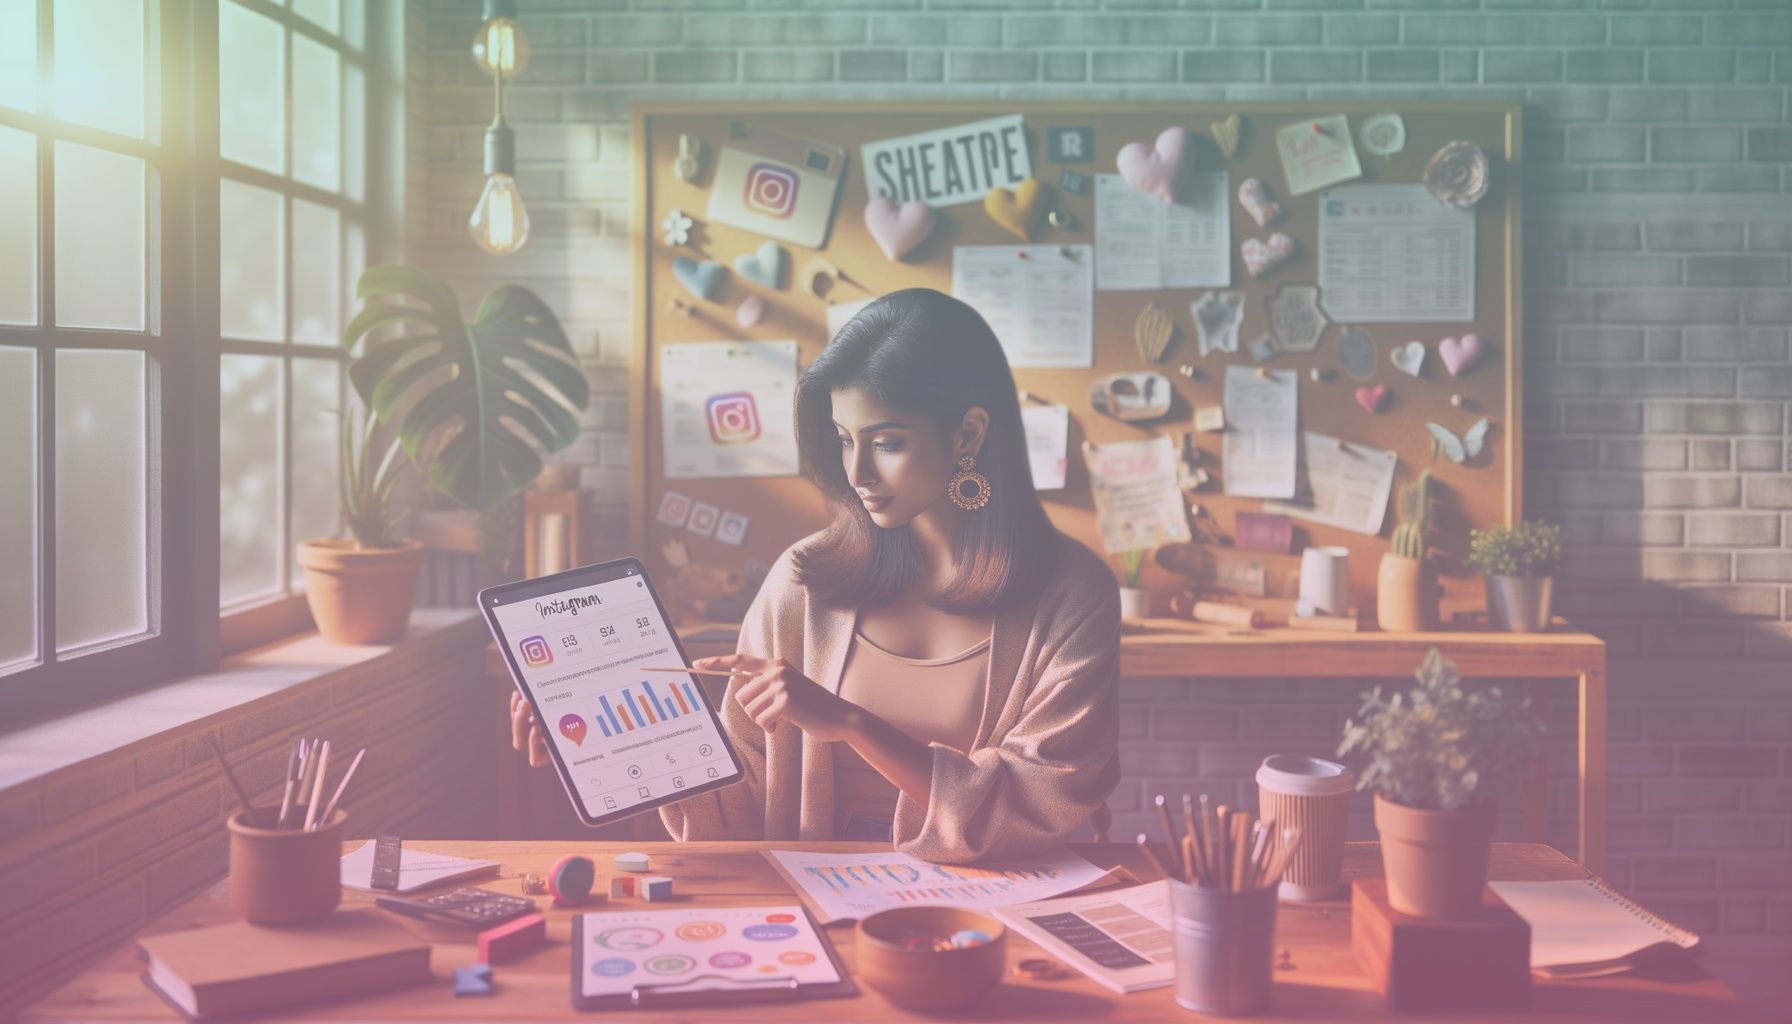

743,162,799,218
705,392,761,444
518,635,553,667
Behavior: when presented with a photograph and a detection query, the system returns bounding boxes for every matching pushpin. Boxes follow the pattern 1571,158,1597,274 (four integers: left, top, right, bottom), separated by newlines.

1310,367,1330,382
1017,251,1031,260
1450,394,1465,407
1178,364,1197,379
1311,122,1326,137
1256,366,1270,379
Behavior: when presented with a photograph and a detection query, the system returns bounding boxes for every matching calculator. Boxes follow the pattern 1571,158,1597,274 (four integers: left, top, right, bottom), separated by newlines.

375,888,538,929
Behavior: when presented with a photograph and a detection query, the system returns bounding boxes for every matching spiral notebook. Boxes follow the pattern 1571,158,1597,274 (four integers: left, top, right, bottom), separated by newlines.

1489,879,1702,978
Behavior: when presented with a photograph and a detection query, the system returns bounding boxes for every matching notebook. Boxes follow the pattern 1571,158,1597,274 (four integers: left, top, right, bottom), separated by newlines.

339,840,500,893
137,908,432,1020
1489,878,1702,978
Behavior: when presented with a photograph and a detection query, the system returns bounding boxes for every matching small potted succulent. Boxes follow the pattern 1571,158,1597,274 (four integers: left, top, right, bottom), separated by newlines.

1376,470,1436,632
1339,649,1542,918
1466,520,1563,633
297,408,423,644
1116,548,1149,621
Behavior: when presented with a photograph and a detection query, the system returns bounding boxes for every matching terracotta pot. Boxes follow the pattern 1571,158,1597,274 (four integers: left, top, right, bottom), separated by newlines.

296,538,425,644
1375,553,1434,633
228,805,346,924
1373,793,1496,919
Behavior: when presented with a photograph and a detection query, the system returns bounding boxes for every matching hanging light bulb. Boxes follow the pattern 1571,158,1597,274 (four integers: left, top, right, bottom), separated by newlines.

471,0,531,79
469,114,529,255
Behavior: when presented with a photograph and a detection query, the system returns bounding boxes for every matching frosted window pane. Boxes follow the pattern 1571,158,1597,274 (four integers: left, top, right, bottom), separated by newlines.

54,143,145,331
343,64,365,203
220,354,281,606
292,36,341,192
0,2,34,112
0,348,36,669
342,0,364,49
291,359,342,563
220,179,283,342
293,0,339,34
292,200,340,344
54,0,145,138
55,349,148,651
0,128,36,326
219,1,283,174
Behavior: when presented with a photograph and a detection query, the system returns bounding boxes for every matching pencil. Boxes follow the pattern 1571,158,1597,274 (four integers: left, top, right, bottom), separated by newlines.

276,745,299,828
1213,805,1230,890
1135,833,1175,882
316,748,366,826
209,736,253,813
304,740,332,831
638,666,753,677
1248,818,1274,890
1153,795,1181,881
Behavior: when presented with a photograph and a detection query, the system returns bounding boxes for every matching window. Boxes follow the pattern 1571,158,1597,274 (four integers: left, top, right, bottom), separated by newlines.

1,1,392,723
217,0,368,646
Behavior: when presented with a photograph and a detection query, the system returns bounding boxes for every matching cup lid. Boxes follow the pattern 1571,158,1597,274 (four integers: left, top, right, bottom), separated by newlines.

1255,754,1354,796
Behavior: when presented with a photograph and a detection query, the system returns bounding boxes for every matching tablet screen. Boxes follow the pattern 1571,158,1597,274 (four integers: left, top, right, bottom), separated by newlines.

482,560,743,826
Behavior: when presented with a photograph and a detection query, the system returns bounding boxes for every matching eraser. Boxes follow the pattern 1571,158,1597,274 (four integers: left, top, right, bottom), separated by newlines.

453,964,494,997
610,876,637,899
614,852,651,873
549,854,596,905
478,912,547,965
641,876,674,902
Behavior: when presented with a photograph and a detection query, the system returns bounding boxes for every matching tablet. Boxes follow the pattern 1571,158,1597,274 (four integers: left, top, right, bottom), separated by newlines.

479,557,745,828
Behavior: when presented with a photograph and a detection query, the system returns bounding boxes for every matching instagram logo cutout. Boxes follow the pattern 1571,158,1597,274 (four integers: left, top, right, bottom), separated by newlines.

705,392,761,445
518,635,553,667
743,162,799,219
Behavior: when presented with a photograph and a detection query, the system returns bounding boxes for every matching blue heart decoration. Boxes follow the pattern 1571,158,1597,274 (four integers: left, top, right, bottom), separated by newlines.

672,256,726,301
732,241,787,290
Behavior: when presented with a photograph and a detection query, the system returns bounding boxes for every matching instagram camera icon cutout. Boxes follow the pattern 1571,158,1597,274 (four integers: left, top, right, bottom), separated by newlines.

518,635,553,668
743,161,800,219
705,391,761,445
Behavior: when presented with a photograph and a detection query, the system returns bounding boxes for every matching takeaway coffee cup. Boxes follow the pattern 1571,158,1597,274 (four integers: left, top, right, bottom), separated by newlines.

1255,754,1354,902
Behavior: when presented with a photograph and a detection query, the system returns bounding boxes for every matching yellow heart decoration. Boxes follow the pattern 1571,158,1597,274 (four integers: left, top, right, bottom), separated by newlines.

1211,114,1244,159
983,178,1047,242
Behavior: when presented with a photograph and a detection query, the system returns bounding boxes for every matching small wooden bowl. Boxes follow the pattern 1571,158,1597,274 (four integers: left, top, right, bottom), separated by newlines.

856,906,1007,1011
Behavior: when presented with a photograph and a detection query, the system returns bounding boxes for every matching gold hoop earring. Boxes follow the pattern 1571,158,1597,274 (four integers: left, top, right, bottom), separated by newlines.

947,454,991,511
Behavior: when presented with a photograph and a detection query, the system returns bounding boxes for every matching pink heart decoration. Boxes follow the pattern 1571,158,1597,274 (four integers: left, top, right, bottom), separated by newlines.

1241,233,1297,278
1439,333,1484,377
1237,177,1283,228
1116,127,1190,205
863,197,936,262
735,294,766,328
1355,385,1389,414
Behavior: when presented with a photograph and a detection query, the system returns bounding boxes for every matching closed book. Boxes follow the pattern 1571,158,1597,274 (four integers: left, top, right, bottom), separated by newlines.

137,908,431,1020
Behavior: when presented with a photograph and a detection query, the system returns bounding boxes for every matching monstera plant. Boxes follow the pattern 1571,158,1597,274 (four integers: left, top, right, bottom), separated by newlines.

298,264,589,643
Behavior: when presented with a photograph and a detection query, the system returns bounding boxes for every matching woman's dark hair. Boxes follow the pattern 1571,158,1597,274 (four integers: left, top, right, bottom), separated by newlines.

791,287,1058,613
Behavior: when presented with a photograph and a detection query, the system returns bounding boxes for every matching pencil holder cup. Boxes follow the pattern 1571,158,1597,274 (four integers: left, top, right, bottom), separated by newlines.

227,806,346,924
1168,879,1278,1017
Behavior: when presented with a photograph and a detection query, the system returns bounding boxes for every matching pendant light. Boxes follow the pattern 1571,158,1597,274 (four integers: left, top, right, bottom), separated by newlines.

468,0,529,255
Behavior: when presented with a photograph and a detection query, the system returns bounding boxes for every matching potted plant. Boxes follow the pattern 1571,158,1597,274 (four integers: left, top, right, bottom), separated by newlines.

299,265,589,642
1376,470,1436,632
1338,649,1542,918
1466,520,1563,633
1116,548,1149,621
297,408,423,644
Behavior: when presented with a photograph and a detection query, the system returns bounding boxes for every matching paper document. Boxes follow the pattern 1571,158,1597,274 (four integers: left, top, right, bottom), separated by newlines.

1319,184,1476,322
1095,172,1230,291
1221,366,1299,499
1275,114,1363,196
952,245,1094,368
993,883,1175,994
763,848,1116,925
339,841,498,894
1264,432,1398,536
575,905,841,1002
1489,880,1701,977
1022,403,1070,491
1084,436,1192,555
659,341,800,479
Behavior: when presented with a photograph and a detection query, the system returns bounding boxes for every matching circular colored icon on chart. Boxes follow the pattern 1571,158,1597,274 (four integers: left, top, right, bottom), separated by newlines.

676,921,727,942
759,964,779,973
645,954,696,976
591,958,635,977
778,950,817,966
708,950,752,969
558,714,586,746
594,926,663,951
764,913,796,923
743,923,798,942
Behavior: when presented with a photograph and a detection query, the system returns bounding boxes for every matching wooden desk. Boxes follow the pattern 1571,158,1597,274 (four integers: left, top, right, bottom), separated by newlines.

25,841,1739,1023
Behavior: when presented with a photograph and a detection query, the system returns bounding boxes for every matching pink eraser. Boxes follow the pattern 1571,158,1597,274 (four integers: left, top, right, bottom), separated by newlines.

477,912,547,964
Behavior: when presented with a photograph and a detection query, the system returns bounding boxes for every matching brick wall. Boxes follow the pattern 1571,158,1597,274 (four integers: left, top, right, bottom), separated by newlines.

0,619,498,1019
410,0,1791,945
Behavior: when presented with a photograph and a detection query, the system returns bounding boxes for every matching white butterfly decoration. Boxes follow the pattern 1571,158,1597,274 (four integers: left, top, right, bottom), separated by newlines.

1426,418,1492,464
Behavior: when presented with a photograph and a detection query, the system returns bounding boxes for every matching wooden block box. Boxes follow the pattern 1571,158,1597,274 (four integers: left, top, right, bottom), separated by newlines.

1351,879,1531,1012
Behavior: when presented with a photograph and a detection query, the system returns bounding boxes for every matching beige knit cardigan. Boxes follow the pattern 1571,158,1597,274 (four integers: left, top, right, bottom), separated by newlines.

660,529,1121,864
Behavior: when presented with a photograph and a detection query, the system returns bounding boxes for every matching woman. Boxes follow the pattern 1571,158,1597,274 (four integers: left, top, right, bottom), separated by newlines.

510,287,1120,863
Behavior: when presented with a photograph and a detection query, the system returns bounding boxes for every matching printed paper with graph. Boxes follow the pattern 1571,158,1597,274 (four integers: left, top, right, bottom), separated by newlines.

762,848,1117,924
993,883,1176,994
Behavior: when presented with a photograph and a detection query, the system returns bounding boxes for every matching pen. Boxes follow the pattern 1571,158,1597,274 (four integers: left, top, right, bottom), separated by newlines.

304,740,332,831
317,748,366,827
1153,794,1182,882
276,745,299,828
639,666,753,678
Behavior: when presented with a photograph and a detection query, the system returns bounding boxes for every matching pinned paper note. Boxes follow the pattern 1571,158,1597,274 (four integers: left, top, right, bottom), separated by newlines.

1193,406,1226,433
1221,366,1298,500
1319,184,1475,322
952,245,1094,368
1022,403,1070,491
1266,284,1328,353
1275,115,1362,197
1265,432,1398,537
1192,290,1244,356
1084,436,1192,555
1095,172,1230,290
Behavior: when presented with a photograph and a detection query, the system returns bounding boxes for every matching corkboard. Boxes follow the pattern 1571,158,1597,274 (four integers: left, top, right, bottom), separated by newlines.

628,101,1523,621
